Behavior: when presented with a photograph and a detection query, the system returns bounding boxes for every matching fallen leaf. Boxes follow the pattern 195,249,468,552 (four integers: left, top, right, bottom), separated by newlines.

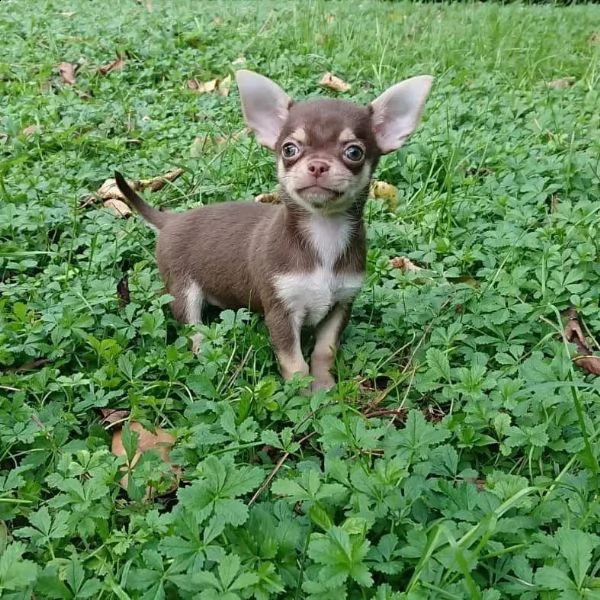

563,307,600,376
390,256,422,273
104,198,132,218
97,178,127,201
325,14,335,23
190,135,219,157
100,408,130,424
11,358,52,373
574,356,600,375
591,32,600,45
117,275,130,307
546,77,575,90
111,421,180,495
563,307,592,354
88,168,185,211
59,62,77,85
232,56,246,66
138,167,185,191
187,75,231,97
370,180,399,211
59,11,76,17
74,89,92,100
446,275,480,288
320,72,351,92
218,74,231,96
98,56,125,75
22,124,42,137
0,133,8,144
255,190,281,204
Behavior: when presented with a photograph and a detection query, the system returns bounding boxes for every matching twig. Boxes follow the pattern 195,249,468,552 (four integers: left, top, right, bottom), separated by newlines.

248,431,316,507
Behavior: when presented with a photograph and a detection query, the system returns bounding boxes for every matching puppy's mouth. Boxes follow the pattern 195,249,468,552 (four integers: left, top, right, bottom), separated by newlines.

296,185,344,203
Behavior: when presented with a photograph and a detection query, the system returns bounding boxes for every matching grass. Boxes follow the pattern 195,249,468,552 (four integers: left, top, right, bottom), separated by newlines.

1,0,600,598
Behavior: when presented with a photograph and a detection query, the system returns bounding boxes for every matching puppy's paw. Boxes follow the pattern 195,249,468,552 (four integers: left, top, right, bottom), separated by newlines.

311,374,336,392
190,332,204,355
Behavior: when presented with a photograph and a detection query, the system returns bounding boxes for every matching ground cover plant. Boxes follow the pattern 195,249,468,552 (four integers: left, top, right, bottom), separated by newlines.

1,0,600,598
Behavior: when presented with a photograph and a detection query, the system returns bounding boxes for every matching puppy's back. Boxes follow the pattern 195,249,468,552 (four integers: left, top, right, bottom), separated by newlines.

157,201,280,312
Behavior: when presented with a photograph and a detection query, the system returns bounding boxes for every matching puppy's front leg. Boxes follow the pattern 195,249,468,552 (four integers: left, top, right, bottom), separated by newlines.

265,306,309,382
310,303,351,391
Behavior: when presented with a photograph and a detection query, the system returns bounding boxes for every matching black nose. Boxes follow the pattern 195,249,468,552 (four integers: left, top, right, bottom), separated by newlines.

307,160,330,177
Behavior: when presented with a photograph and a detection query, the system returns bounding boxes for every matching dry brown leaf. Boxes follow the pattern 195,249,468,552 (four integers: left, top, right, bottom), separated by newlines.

22,124,42,137
574,356,600,375
59,62,77,85
390,256,422,273
188,75,231,97
111,421,180,495
546,77,575,90
370,180,398,211
117,275,130,308
563,307,592,354
190,135,219,157
446,275,480,288
12,358,52,373
75,89,92,100
90,169,184,211
104,198,132,218
98,56,125,75
563,307,600,377
100,408,131,424
138,167,185,191
97,178,127,201
320,72,351,92
255,190,281,204
591,32,600,45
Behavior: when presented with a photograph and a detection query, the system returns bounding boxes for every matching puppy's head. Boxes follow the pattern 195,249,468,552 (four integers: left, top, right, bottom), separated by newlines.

236,70,433,215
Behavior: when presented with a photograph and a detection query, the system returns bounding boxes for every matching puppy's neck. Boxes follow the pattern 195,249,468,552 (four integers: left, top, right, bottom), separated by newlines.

281,191,364,270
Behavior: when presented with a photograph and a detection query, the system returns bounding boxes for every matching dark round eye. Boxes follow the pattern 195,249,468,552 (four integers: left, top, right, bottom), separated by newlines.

343,144,365,162
282,142,301,159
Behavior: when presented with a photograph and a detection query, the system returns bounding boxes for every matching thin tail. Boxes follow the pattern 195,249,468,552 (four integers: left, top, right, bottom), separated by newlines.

114,171,169,229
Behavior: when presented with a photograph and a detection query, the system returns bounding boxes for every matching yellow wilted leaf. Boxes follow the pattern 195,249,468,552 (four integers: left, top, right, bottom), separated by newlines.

370,180,399,211
255,191,281,204
111,421,180,497
389,256,422,273
320,72,351,92
187,75,231,96
546,77,575,90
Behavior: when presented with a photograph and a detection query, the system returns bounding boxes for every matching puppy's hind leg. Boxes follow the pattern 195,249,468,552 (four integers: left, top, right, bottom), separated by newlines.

171,280,205,354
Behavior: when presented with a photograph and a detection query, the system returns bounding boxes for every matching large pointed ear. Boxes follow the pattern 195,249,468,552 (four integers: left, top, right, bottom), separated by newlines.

235,70,291,150
370,75,433,154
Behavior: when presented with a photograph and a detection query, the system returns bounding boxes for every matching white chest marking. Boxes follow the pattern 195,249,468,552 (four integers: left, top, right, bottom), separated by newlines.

304,214,352,269
274,270,364,326
274,214,363,326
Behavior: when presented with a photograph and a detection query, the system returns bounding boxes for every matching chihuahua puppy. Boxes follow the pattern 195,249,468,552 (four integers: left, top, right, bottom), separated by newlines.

114,69,432,390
